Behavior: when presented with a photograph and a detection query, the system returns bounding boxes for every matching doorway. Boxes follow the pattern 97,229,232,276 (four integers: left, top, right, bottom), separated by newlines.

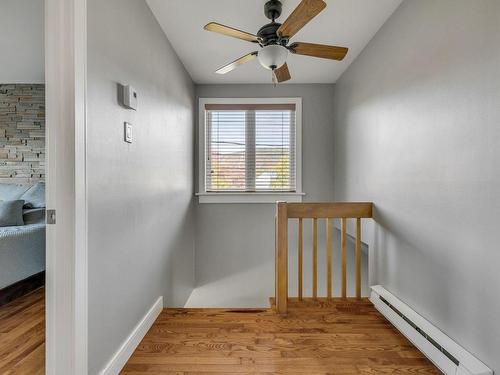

0,0,88,374
0,0,46,373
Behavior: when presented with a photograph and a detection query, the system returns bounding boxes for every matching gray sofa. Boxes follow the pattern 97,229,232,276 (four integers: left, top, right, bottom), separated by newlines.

0,182,45,289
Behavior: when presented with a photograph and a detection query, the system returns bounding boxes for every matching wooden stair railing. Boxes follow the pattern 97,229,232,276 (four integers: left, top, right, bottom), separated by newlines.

275,202,373,315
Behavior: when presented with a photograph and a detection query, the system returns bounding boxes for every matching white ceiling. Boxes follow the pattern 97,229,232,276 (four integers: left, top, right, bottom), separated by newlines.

147,0,402,84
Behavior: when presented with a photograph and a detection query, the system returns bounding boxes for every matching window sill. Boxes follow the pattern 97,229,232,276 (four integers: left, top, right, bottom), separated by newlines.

196,192,305,204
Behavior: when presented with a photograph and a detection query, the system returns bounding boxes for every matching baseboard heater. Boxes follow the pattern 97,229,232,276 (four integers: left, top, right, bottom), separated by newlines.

370,286,492,375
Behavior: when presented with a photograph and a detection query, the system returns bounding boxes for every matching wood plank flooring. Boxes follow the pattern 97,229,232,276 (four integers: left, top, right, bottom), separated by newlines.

0,287,44,375
0,290,441,374
123,298,440,374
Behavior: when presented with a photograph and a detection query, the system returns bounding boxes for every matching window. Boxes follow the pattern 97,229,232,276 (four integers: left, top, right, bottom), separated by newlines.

206,105,295,192
198,98,302,203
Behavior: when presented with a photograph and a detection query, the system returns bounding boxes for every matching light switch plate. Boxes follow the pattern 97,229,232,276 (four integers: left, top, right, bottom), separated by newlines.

124,122,132,143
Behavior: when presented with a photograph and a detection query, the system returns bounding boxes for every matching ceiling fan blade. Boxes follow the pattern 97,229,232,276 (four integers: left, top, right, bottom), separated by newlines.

215,52,259,75
277,0,326,39
289,42,348,60
204,22,259,43
274,63,291,83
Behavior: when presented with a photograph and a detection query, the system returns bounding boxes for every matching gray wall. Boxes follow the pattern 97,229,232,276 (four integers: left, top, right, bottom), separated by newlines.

332,0,499,371
0,0,44,84
87,0,195,373
194,84,350,306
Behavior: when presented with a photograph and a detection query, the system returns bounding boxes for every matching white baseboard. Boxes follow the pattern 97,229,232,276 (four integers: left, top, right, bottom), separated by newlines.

99,296,163,375
370,286,491,375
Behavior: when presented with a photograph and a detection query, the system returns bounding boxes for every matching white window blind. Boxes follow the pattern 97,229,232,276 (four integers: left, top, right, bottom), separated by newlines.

205,103,296,193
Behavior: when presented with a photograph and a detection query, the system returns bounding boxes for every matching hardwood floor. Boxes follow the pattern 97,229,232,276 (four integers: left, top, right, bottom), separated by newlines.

123,298,440,374
0,290,440,374
0,287,44,375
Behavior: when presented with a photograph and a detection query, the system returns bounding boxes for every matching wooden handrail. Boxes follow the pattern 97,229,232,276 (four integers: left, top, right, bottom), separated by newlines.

275,202,373,315
286,202,373,218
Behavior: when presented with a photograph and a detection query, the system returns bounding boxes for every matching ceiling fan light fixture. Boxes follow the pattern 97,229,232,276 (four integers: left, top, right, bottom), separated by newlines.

203,0,346,83
258,45,288,70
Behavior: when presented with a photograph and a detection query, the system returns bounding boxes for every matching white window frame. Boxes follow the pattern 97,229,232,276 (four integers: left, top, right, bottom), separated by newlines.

198,97,303,204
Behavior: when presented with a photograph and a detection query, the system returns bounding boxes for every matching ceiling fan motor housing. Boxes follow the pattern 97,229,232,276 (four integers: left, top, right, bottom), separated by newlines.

257,22,282,46
259,1,287,46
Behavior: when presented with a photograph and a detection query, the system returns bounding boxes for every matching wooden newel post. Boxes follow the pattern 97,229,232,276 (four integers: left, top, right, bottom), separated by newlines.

275,202,288,315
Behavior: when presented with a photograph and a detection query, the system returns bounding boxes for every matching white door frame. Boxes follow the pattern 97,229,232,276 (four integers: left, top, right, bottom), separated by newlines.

45,0,88,374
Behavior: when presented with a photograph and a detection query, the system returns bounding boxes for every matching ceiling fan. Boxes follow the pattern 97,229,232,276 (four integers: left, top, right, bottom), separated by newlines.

204,0,348,83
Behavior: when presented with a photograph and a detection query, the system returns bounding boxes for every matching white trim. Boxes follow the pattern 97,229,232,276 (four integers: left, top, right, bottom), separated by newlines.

74,0,88,373
370,286,492,375
198,97,303,203
197,192,304,204
99,297,164,375
45,0,88,373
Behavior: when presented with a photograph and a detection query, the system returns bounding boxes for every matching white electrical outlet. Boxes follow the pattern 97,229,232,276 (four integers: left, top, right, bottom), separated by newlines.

124,122,133,143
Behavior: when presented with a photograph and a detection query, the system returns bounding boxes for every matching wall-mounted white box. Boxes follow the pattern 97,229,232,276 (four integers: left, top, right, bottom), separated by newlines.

123,85,137,110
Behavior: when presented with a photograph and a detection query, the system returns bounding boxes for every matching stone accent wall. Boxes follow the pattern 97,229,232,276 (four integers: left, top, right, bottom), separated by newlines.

0,84,45,182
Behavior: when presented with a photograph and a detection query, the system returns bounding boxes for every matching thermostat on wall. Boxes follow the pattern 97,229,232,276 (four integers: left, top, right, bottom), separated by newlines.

122,85,138,110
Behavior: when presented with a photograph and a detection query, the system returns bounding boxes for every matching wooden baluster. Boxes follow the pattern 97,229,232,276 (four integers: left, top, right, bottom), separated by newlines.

276,202,288,314
356,218,361,299
312,218,318,299
274,215,277,306
326,218,333,299
298,218,303,301
341,218,347,298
